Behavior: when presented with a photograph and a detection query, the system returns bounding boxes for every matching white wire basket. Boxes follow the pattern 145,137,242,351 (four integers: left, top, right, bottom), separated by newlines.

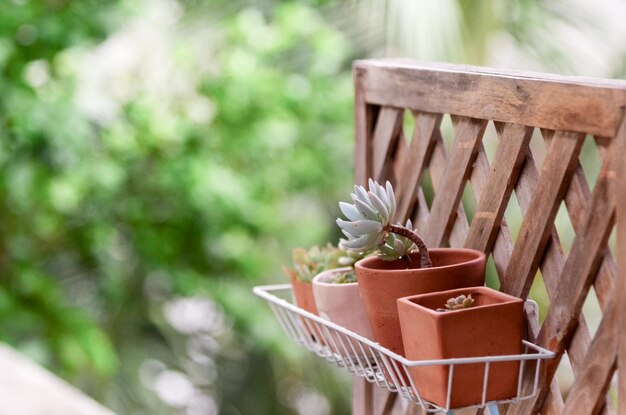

253,283,555,414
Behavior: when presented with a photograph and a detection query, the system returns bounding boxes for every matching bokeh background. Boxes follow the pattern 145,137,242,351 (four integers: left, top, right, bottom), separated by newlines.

1,0,626,414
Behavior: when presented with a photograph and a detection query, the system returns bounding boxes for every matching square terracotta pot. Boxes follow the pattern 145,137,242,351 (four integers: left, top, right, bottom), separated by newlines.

355,248,486,356
397,286,524,409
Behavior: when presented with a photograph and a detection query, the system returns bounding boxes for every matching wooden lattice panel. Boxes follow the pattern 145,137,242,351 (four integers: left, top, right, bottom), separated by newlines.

351,60,626,415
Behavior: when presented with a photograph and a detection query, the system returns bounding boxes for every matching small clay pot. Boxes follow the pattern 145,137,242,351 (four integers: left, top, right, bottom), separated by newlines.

355,248,486,355
397,286,524,409
289,276,322,342
290,276,319,315
312,268,374,339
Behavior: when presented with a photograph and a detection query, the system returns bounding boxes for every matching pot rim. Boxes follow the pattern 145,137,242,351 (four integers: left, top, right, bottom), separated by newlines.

397,286,523,316
355,247,485,273
312,267,357,287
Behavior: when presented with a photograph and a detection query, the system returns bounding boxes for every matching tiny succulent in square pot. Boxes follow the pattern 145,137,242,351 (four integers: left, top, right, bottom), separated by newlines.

337,179,486,355
397,287,524,409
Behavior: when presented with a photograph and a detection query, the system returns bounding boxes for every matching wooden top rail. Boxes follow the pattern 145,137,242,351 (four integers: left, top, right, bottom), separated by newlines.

351,59,626,415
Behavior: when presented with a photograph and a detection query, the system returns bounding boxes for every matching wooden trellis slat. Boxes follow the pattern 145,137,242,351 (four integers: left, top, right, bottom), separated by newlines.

394,112,440,222
372,107,403,182
509,147,617,415
422,117,487,247
464,123,532,254
503,133,615,415
562,296,618,415
410,126,471,246
351,59,626,415
617,117,626,415
500,131,584,298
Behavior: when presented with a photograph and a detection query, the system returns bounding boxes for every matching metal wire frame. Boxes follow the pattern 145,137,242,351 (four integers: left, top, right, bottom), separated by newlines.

253,284,556,413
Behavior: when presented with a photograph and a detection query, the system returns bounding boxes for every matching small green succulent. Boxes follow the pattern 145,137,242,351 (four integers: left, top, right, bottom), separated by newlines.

282,244,344,283
336,179,432,268
329,269,357,284
282,243,370,283
436,294,475,312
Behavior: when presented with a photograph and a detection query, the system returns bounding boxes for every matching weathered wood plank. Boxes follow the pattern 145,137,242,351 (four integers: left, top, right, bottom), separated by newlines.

0,344,116,415
465,123,532,253
423,117,487,247
508,148,617,415
411,128,471,248
500,131,584,298
499,138,613,415
371,107,403,182
354,60,626,137
562,296,618,415
469,141,514,277
394,112,441,222
615,119,626,415
354,64,379,186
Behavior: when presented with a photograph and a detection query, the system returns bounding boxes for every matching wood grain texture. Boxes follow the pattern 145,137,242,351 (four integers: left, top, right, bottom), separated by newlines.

562,296,618,415
410,128,471,247
423,117,487,247
354,60,626,137
508,148,617,415
615,118,626,415
350,60,626,415
464,122,531,253
372,107,403,182
353,63,379,186
499,138,614,415
394,112,440,222
500,131,584,298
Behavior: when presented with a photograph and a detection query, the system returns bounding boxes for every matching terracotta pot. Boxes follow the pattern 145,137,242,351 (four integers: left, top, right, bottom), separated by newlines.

312,268,374,339
355,248,486,355
397,286,524,409
289,276,323,343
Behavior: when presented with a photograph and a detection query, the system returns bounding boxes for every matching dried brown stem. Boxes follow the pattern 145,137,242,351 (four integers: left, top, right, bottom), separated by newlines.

385,224,432,268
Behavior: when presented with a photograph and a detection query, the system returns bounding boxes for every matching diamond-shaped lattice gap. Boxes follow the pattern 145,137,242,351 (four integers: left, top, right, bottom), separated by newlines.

609,224,617,259
485,254,500,290
402,108,415,145
580,134,603,190
419,168,435,211
440,113,454,153
503,189,524,245
554,200,575,255
530,128,548,171
460,180,477,225
556,352,575,400
582,286,602,337
528,269,549,325
481,120,499,165
610,372,618,407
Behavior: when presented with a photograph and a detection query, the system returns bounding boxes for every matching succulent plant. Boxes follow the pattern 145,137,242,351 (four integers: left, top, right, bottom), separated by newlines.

436,294,475,312
282,243,370,283
282,244,344,283
336,179,432,268
329,269,357,284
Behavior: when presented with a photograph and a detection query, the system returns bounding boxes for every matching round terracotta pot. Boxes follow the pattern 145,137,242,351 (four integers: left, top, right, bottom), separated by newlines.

290,276,319,316
397,286,524,408
355,248,486,356
289,276,323,343
312,268,374,339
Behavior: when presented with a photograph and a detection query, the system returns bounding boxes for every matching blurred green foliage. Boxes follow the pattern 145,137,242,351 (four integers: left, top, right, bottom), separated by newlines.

0,0,356,413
